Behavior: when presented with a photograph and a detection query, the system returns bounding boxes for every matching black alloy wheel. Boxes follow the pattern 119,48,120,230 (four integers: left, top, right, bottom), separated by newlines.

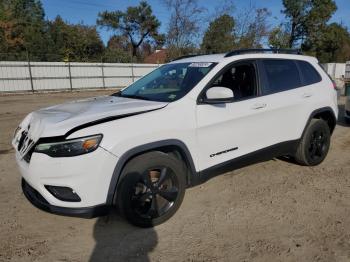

308,129,328,161
294,118,331,166
131,167,179,219
117,151,186,227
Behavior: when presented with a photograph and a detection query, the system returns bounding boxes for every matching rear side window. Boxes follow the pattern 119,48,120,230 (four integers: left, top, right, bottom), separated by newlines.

262,59,302,95
297,60,321,85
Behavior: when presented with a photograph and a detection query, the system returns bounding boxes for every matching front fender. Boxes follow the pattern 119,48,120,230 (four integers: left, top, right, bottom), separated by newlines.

105,139,197,205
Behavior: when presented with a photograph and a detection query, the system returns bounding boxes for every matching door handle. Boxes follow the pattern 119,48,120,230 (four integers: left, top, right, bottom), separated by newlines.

251,103,267,110
302,93,313,98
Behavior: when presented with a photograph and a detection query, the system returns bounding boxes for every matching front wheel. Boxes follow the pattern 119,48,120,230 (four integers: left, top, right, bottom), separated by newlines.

294,118,331,166
117,151,186,227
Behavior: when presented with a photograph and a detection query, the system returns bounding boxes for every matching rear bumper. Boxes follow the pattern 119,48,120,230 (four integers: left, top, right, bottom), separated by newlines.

22,178,110,218
345,110,350,119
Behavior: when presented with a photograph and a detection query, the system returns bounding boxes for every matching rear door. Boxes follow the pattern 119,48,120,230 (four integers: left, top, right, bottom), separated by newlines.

256,59,311,145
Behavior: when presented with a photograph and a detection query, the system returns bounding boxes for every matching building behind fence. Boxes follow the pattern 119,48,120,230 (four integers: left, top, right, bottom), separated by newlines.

0,61,160,92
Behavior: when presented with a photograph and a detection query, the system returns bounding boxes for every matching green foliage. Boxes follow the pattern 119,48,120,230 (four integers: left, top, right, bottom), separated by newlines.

282,0,337,47
280,0,350,62
0,0,349,63
0,0,104,61
201,14,235,53
303,23,350,63
103,35,132,63
48,16,104,62
200,7,270,55
268,26,291,48
97,1,163,58
0,0,48,60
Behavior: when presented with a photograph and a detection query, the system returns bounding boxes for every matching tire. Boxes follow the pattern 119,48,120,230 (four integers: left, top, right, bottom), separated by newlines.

117,151,186,227
294,118,331,166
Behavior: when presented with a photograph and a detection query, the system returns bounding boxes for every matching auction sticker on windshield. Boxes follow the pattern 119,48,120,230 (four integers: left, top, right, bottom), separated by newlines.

189,62,213,67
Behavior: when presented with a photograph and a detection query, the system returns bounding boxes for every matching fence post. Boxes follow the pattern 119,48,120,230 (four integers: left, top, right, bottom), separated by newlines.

101,57,106,89
26,51,34,93
67,58,73,91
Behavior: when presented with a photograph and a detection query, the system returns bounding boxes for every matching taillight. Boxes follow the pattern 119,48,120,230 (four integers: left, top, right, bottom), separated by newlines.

318,63,338,90
331,80,337,90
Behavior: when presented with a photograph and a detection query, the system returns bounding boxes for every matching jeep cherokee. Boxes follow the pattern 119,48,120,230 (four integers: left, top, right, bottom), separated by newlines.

13,49,338,227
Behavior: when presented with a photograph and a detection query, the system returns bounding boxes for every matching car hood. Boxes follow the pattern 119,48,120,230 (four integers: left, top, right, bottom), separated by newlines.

13,96,167,155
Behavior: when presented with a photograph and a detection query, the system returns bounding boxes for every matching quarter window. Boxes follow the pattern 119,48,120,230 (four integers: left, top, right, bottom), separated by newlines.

262,59,302,95
297,60,322,85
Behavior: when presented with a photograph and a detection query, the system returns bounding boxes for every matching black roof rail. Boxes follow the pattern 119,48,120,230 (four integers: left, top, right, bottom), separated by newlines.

224,48,302,57
171,54,203,61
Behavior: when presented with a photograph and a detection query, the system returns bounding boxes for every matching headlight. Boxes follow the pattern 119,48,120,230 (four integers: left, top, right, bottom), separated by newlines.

34,134,102,157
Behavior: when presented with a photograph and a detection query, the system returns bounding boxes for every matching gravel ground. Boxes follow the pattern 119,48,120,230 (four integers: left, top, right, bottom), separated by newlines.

0,91,349,262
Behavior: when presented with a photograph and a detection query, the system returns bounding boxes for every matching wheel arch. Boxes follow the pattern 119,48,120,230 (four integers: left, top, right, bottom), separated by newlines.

302,107,337,137
106,139,197,205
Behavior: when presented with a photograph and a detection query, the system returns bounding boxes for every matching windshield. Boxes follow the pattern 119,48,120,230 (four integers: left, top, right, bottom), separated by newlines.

114,62,216,102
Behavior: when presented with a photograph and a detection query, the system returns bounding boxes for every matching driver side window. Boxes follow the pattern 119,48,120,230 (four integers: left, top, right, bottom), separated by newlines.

210,61,257,101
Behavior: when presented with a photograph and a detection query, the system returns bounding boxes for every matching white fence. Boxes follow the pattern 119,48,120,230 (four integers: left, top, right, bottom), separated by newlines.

322,63,347,92
322,63,346,80
0,61,160,92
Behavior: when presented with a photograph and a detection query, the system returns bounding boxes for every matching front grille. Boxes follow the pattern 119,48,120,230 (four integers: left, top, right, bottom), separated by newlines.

17,130,35,162
23,146,35,163
17,131,27,152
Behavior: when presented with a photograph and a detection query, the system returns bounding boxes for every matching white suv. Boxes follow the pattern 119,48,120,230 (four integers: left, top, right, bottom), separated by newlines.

13,49,338,227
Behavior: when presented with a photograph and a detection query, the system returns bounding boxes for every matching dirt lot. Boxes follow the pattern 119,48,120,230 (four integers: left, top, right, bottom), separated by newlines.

0,90,349,262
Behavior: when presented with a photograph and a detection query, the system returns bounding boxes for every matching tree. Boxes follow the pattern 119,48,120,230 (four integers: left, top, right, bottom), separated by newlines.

303,23,350,63
165,0,204,59
0,0,49,60
212,0,235,18
201,14,235,53
48,16,104,62
97,1,163,58
282,0,337,48
268,26,291,48
235,7,271,49
103,35,131,62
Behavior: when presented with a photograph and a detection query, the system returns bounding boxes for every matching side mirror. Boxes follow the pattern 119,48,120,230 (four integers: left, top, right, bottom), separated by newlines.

201,86,234,104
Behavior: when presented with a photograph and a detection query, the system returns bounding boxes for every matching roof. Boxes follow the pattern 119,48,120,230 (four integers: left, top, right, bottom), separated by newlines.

169,54,226,63
169,52,318,64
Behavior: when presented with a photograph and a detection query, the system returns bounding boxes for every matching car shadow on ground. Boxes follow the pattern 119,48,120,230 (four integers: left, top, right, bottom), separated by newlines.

337,104,349,127
89,209,158,262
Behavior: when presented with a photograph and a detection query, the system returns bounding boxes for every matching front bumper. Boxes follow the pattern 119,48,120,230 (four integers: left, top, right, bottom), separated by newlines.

22,178,110,218
16,146,118,210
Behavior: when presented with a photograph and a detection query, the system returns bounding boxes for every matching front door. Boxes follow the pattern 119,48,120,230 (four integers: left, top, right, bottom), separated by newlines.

196,60,271,171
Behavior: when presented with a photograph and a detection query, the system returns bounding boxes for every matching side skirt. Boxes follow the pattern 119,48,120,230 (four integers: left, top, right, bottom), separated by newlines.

190,139,300,186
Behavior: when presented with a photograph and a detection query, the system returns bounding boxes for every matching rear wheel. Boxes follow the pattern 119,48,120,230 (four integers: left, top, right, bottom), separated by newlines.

294,119,331,166
117,151,186,227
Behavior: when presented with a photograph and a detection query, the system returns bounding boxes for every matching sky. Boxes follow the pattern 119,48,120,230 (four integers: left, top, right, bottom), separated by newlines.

41,0,350,45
